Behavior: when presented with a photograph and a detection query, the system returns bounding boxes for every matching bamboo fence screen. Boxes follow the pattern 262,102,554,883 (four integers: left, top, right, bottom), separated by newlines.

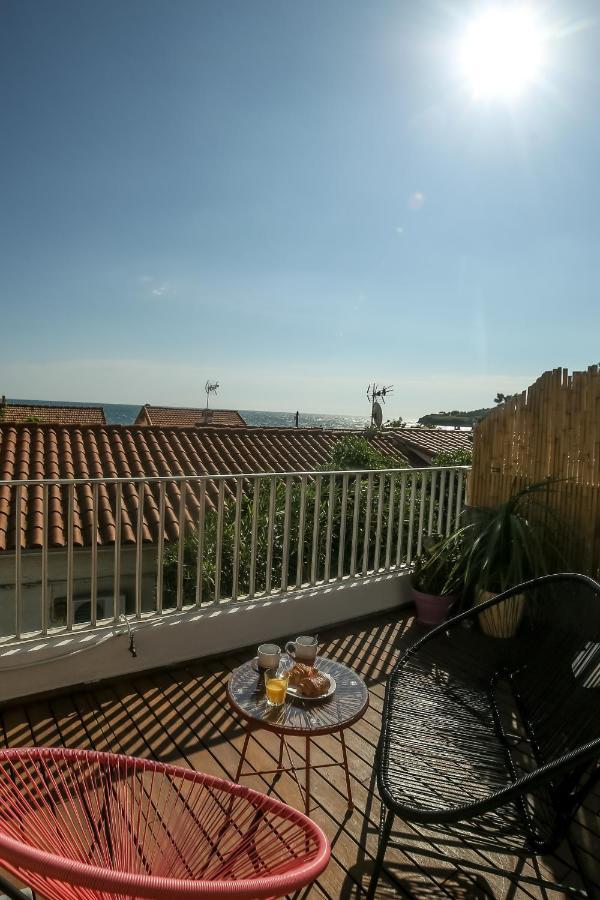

469,365,600,579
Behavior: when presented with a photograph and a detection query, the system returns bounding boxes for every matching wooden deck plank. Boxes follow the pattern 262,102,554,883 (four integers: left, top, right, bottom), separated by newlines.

220,642,544,900
124,670,353,899
219,651,507,900
0,610,594,899
217,652,460,893
196,656,371,899
294,624,576,899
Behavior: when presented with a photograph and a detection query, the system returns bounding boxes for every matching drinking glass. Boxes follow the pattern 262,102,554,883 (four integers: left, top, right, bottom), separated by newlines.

264,668,289,707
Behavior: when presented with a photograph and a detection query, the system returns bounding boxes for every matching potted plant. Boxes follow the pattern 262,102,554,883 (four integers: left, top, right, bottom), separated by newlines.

429,480,564,637
411,538,463,626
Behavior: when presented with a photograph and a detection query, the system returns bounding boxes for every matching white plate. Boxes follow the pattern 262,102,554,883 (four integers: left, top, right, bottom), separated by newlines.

287,673,336,702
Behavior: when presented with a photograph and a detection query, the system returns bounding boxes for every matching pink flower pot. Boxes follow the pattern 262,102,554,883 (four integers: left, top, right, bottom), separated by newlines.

412,587,454,626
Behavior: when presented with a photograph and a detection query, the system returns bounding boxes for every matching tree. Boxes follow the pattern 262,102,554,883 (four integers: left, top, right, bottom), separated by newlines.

494,392,513,405
327,435,400,471
431,448,472,467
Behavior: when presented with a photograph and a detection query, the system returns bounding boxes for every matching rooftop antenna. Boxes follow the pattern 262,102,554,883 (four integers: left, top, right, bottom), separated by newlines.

205,380,219,411
367,383,393,429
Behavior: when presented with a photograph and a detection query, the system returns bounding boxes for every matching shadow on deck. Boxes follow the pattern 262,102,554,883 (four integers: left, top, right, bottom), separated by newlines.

0,609,597,899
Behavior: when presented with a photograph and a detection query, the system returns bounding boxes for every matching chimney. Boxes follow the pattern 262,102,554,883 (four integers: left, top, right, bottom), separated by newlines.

1,395,5,407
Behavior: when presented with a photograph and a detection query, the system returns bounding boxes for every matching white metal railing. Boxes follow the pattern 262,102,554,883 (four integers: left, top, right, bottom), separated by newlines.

0,466,469,643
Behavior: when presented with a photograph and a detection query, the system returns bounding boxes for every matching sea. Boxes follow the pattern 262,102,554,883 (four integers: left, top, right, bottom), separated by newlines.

7,399,372,429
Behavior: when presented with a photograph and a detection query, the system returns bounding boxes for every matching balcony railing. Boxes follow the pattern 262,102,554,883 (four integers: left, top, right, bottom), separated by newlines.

0,466,469,643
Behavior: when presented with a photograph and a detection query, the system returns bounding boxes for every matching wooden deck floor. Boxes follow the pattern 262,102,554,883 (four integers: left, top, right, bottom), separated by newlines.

0,609,598,899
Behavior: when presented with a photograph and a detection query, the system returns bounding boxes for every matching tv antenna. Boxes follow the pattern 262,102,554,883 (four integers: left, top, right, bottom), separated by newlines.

367,383,393,428
205,380,219,410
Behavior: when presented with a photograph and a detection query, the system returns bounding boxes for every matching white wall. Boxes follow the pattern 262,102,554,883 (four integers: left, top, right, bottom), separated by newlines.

0,548,157,638
0,571,412,703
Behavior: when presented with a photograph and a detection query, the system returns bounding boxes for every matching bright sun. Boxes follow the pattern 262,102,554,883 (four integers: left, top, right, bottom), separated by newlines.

458,6,544,100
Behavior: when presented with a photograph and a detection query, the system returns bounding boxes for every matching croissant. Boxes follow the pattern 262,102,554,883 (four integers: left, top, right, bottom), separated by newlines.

297,672,330,697
288,663,317,687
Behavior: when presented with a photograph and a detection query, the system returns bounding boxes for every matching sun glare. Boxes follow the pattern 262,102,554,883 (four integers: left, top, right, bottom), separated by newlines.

458,6,544,100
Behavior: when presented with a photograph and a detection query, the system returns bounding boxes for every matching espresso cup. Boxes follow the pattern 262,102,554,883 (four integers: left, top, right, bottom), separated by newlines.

285,635,318,665
257,643,281,670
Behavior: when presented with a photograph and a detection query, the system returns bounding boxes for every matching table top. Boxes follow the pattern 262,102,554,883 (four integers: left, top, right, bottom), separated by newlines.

227,657,369,736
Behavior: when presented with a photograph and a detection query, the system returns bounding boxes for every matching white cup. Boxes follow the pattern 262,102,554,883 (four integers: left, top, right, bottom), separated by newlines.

285,635,318,665
257,643,281,670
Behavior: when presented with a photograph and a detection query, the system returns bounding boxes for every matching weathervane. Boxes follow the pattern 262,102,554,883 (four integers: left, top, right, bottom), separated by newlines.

367,383,393,428
205,380,219,410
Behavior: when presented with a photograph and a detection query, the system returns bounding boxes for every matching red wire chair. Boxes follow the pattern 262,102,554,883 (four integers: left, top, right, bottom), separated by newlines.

0,747,330,899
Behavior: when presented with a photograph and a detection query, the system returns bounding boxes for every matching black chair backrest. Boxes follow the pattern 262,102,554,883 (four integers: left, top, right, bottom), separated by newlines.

511,575,600,764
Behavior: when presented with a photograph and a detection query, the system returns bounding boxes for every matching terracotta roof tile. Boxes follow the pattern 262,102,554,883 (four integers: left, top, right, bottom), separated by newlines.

0,404,106,425
135,405,246,427
0,423,410,552
385,427,472,465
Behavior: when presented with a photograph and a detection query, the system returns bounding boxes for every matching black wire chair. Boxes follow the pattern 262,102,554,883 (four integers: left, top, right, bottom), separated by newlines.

370,573,600,896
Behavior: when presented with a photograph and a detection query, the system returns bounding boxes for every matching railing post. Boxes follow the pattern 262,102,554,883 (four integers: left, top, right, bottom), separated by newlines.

176,481,187,610
265,476,276,595
232,478,243,601
280,476,293,592
395,472,407,567
66,482,74,631
384,474,396,571
113,482,122,623
373,473,385,572
296,475,307,589
214,479,225,603
455,469,464,528
350,474,360,577
41,483,49,635
248,478,259,600
310,475,322,586
362,473,374,575
90,482,98,627
135,481,144,618
195,479,206,607
416,470,427,558
14,484,22,640
437,469,447,535
406,472,417,567
427,469,437,536
445,470,456,537
337,473,349,580
156,480,166,614
323,474,335,583
113,481,123,623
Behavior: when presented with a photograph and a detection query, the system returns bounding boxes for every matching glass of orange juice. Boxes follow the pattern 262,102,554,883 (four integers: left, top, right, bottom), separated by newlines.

264,667,289,707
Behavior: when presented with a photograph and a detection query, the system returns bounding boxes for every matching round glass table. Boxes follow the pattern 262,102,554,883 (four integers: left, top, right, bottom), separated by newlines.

227,657,369,814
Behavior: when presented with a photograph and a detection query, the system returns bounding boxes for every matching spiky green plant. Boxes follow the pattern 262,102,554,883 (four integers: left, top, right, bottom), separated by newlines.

425,479,566,608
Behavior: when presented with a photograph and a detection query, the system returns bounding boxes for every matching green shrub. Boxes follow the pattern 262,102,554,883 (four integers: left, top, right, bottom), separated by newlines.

431,448,472,467
327,435,401,471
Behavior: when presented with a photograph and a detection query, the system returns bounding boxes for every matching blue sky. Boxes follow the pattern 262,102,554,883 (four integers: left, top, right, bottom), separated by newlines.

1,0,599,419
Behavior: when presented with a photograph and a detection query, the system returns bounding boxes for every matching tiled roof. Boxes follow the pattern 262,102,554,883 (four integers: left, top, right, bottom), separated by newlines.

0,424,409,551
386,427,472,465
136,405,246,427
0,404,106,425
